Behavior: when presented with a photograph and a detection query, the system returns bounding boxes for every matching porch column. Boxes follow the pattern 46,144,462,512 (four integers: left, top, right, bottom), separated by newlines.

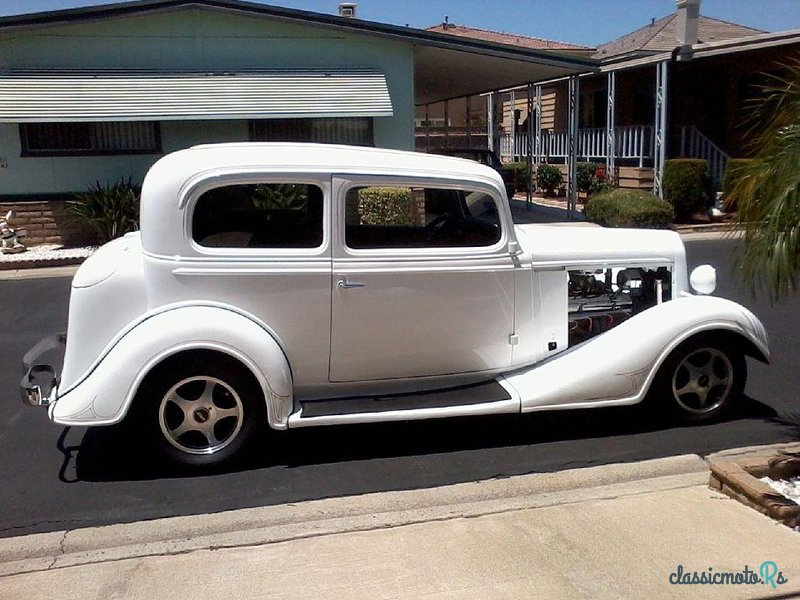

653,61,669,197
605,71,616,185
567,75,580,219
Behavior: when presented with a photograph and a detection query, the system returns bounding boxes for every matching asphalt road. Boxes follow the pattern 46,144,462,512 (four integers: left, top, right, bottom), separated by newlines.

1,237,798,537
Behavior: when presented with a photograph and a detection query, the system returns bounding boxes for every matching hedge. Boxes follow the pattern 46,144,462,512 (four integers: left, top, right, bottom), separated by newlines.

584,188,674,229
662,159,710,220
356,187,416,226
721,158,756,212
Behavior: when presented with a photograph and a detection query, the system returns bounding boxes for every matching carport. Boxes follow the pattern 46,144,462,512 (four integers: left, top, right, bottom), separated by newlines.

411,31,597,217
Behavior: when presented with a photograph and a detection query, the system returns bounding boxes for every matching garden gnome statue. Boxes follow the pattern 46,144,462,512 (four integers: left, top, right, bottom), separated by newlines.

0,210,27,254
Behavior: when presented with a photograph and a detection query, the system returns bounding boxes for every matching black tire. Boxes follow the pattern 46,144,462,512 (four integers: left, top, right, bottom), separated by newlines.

649,336,746,424
133,352,264,468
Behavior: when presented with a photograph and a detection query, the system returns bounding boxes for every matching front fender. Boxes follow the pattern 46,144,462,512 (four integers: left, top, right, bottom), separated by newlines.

503,295,769,411
50,303,293,429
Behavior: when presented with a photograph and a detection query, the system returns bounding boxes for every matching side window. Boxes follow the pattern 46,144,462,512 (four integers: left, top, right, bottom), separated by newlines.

344,185,501,249
193,183,323,249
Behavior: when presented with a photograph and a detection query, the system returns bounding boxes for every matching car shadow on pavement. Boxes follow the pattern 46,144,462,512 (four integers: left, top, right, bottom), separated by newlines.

64,393,796,483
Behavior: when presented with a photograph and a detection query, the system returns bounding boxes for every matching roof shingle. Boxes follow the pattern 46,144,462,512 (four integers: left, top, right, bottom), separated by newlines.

426,23,593,52
595,13,765,59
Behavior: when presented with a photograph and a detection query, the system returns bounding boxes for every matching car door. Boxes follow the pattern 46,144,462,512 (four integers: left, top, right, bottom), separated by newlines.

330,175,516,383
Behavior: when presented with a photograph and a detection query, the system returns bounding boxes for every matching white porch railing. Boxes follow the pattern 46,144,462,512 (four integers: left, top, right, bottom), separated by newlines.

679,126,729,188
500,125,654,166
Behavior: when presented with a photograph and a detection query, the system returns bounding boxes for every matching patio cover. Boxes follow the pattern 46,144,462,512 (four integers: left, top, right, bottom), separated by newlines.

0,69,393,122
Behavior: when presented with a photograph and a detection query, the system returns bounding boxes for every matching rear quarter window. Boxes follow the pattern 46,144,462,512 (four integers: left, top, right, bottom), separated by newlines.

192,183,323,249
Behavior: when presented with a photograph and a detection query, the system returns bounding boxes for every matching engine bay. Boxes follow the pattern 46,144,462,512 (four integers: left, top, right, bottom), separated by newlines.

568,266,672,347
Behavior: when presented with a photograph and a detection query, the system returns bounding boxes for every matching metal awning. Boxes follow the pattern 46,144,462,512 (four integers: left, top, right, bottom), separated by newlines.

0,69,393,122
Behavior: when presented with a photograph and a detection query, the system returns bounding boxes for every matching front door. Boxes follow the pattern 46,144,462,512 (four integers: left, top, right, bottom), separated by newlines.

330,176,516,383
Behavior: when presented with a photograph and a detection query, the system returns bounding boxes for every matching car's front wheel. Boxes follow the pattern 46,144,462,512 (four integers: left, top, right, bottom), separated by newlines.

651,336,746,424
134,352,264,468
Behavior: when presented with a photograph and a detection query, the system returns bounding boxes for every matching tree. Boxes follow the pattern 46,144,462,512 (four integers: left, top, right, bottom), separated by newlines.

726,61,800,302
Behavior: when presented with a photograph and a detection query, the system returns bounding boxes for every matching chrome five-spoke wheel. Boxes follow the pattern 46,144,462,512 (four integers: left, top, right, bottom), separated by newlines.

136,352,264,468
159,376,244,455
671,348,733,415
652,336,746,424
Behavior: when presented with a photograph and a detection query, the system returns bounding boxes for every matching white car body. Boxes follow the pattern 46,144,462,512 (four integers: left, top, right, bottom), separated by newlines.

23,143,769,463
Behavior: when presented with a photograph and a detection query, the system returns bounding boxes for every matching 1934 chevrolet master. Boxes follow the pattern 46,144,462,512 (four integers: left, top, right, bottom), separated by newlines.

22,143,769,467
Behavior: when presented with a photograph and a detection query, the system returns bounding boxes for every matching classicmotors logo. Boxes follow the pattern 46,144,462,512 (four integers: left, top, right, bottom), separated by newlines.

669,562,789,589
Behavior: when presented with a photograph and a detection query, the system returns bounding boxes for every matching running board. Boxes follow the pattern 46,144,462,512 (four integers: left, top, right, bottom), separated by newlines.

287,379,519,428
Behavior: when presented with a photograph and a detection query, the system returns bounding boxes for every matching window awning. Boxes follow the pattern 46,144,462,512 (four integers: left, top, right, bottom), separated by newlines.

0,70,393,122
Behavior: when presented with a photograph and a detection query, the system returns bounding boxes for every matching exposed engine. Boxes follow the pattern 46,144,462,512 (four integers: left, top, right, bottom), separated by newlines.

568,266,672,347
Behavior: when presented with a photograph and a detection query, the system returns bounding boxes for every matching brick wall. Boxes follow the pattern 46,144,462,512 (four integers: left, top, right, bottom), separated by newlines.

0,199,96,247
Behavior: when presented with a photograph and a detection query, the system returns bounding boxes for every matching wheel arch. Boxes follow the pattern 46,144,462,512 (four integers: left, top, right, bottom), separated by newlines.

52,303,294,429
641,324,760,404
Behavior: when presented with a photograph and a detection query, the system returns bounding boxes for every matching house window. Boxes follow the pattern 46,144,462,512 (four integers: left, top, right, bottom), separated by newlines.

192,183,324,249
344,185,501,249
19,122,161,156
250,118,374,146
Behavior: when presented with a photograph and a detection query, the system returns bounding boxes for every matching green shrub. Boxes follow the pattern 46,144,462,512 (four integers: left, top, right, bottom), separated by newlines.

536,164,563,195
662,159,710,220
68,178,140,245
505,162,533,193
721,158,755,212
584,188,674,229
576,162,604,193
356,186,415,226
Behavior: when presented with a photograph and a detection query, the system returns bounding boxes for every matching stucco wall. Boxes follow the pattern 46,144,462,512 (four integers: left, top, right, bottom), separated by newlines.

0,6,414,196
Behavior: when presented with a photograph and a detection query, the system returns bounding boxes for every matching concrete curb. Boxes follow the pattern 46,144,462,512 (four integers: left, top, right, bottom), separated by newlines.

0,265,80,280
0,454,708,577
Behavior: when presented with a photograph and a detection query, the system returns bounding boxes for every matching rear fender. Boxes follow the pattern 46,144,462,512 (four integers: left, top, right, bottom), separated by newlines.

50,303,293,429
502,295,769,411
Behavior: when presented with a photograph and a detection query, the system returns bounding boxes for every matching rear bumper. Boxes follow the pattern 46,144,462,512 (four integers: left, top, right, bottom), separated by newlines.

21,333,66,407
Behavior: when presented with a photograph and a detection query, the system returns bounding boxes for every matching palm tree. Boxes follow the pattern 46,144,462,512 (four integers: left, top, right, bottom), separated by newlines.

725,61,800,302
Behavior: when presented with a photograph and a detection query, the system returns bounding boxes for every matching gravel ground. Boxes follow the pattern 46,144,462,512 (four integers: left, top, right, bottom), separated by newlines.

0,244,94,264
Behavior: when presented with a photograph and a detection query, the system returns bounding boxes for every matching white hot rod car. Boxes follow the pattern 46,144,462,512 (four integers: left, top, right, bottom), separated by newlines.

22,143,769,467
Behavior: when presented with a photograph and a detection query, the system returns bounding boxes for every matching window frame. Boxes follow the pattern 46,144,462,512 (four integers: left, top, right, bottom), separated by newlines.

19,121,163,157
334,175,509,260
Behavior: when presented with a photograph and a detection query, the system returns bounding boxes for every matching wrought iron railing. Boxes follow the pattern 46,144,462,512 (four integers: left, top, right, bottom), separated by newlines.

679,126,729,188
499,125,654,166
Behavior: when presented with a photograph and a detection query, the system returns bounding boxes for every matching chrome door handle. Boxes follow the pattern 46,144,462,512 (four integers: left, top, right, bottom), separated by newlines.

337,278,365,289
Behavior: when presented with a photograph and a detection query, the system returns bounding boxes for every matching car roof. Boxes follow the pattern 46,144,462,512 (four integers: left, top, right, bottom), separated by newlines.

139,142,506,256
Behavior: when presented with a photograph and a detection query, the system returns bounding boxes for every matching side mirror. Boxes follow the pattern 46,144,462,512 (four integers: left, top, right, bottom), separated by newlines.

690,265,716,295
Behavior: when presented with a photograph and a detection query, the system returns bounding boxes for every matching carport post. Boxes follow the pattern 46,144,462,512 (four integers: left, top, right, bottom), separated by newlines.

653,60,669,198
534,84,542,166
444,99,450,147
486,93,494,152
606,71,616,185
567,74,579,219
509,90,516,161
424,104,430,151
526,84,534,208
465,95,472,147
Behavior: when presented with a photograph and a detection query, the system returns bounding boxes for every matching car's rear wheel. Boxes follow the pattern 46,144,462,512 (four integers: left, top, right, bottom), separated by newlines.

650,336,746,424
135,352,264,468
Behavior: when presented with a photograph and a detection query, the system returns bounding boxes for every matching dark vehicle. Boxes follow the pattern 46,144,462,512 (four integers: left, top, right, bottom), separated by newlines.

434,148,517,199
